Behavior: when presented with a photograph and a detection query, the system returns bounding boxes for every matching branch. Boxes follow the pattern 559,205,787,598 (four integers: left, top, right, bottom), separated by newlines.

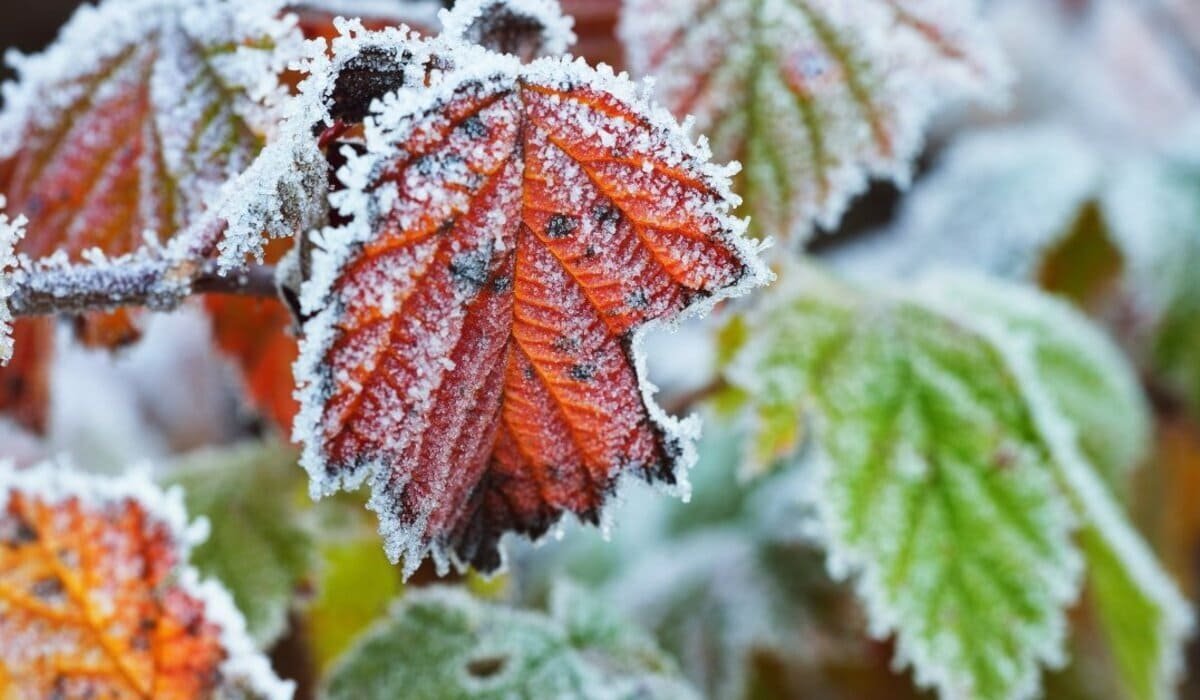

6,258,279,318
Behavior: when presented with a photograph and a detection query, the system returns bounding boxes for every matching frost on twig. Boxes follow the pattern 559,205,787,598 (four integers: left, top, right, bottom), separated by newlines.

4,251,279,319
0,196,25,365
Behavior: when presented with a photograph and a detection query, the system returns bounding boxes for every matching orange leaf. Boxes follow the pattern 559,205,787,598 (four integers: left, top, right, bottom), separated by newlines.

0,460,291,699
0,319,53,435
206,294,300,432
293,36,768,575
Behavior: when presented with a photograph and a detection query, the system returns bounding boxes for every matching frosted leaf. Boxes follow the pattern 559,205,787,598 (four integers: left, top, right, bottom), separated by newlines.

891,125,1103,279
1102,150,1200,414
323,584,699,699
726,269,1083,700
620,0,1009,246
920,272,1194,700
440,0,577,59
915,272,1150,489
293,33,769,576
0,457,293,700
0,0,305,263
0,196,25,366
167,442,316,647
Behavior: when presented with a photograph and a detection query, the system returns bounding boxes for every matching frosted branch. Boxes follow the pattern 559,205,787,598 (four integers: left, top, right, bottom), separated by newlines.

6,257,279,318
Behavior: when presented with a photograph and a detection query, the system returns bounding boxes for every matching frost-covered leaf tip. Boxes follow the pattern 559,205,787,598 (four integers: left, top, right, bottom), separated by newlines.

0,458,293,700
293,31,770,577
621,0,1009,245
0,196,24,366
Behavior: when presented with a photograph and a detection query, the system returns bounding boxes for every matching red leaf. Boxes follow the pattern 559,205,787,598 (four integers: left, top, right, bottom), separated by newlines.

0,460,290,699
294,39,767,575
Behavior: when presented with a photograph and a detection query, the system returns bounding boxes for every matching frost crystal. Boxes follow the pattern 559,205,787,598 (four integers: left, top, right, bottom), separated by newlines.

0,196,24,365
292,30,769,577
0,458,294,700
621,0,1010,245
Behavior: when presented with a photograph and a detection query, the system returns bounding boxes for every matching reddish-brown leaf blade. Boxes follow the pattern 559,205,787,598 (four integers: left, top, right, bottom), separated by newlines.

295,43,766,576
0,461,290,699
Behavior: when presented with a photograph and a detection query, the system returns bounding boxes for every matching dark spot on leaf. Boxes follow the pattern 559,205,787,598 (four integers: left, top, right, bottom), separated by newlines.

545,213,579,239
626,289,649,310
31,576,63,600
449,248,493,293
466,654,508,679
568,363,596,382
591,203,620,226
584,245,597,258
461,114,488,138
490,274,512,293
2,516,38,546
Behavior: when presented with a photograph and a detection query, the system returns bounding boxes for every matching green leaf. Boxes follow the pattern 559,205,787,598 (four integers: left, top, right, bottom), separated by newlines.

167,441,315,647
924,273,1192,700
728,270,1087,699
923,272,1150,490
619,0,1007,244
307,535,404,672
323,585,699,700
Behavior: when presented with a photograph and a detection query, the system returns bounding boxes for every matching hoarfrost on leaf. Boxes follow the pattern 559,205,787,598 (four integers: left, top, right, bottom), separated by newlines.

919,272,1194,700
293,31,770,578
619,0,1010,246
0,0,306,263
726,269,1083,700
323,584,699,699
0,457,293,700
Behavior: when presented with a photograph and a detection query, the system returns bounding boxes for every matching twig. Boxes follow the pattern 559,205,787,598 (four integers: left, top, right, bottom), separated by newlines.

7,259,278,318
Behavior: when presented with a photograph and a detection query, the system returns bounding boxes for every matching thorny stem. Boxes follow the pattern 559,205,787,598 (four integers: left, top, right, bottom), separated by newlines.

7,259,278,317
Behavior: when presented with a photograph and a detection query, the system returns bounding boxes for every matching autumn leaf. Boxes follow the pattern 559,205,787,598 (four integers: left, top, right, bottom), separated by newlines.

289,28,768,576
619,0,1008,244
0,458,292,699
0,0,305,426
